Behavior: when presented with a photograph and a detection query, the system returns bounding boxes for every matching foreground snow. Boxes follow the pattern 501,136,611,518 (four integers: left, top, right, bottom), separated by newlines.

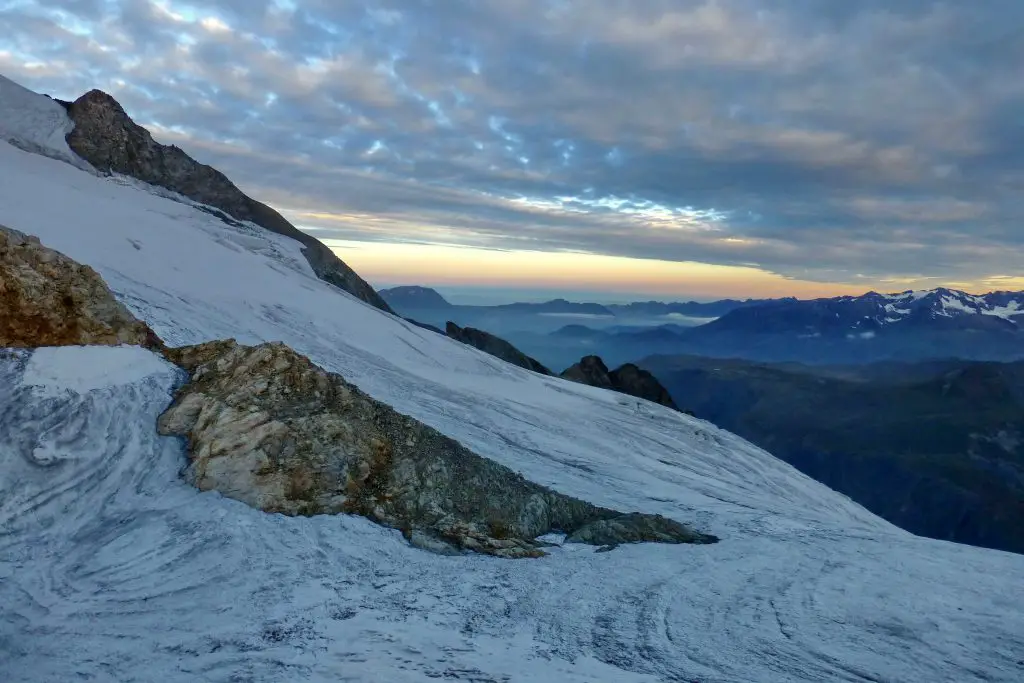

1,132,1024,680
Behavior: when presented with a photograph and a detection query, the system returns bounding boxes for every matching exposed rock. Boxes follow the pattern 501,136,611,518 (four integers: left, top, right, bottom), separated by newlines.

157,340,715,557
445,321,552,375
0,225,161,349
609,363,679,410
566,513,712,545
63,90,393,314
404,317,445,335
561,355,615,389
561,355,680,410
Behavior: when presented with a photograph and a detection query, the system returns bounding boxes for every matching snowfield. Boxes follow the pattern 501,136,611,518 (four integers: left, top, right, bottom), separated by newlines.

2,101,1024,682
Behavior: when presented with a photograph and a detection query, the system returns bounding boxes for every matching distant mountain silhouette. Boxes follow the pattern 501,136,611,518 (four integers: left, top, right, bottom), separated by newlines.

643,354,1024,555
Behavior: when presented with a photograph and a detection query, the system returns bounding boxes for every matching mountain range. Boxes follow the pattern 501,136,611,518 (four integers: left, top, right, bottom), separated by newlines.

383,285,1024,369
3,73,1024,682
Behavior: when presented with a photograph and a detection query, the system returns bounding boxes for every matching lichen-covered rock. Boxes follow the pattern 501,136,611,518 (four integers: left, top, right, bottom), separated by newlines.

158,340,715,557
445,321,552,375
0,225,161,349
64,90,393,314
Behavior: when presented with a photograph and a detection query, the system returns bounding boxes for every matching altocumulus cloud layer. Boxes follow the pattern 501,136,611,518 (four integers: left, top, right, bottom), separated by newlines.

2,0,1023,287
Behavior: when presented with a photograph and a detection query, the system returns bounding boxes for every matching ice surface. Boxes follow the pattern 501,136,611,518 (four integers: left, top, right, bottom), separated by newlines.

0,75,89,168
2,135,1024,682
21,345,173,398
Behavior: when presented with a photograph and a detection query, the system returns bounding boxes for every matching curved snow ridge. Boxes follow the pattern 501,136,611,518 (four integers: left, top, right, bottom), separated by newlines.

2,346,1024,683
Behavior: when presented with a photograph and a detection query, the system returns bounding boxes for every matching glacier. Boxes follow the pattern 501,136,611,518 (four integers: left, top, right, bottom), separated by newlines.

1,93,1024,681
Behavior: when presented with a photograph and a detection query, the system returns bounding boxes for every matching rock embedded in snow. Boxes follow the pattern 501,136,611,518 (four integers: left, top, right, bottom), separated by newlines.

0,225,161,348
562,354,680,410
561,355,616,389
158,339,716,557
63,88,394,314
445,320,553,375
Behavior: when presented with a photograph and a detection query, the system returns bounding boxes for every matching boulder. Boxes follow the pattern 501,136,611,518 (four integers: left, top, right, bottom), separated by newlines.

0,225,161,349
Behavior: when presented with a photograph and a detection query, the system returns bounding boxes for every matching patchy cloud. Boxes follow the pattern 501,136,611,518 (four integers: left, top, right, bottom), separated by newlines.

2,0,1023,288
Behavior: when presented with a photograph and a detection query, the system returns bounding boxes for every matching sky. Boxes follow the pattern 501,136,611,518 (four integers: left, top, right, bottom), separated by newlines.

2,1,1023,303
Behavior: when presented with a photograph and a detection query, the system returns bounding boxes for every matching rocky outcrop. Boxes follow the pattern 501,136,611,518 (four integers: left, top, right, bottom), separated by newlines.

0,225,161,349
562,355,679,410
610,363,679,410
63,90,392,314
445,321,552,375
561,355,615,389
157,340,715,557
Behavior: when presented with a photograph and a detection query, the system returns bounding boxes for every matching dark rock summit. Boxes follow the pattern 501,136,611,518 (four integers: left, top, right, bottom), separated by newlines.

610,362,680,410
63,89,392,314
158,340,716,557
561,355,615,389
445,321,553,375
562,355,679,410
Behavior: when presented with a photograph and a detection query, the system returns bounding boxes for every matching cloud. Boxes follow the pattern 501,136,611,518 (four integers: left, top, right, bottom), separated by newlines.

2,0,1023,289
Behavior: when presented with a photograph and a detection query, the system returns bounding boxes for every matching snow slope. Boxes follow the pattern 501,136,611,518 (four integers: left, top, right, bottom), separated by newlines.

0,75,90,169
1,129,1024,679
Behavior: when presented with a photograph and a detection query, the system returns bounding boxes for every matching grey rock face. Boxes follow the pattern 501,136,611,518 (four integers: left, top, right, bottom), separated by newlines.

562,355,680,411
158,340,715,557
63,90,392,314
445,321,552,376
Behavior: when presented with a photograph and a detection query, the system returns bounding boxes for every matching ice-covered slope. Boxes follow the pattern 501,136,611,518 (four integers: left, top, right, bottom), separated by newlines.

0,75,89,168
2,138,1024,680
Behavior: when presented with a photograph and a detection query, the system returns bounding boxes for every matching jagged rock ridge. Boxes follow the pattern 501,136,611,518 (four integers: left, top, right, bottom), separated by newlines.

445,321,553,375
562,354,679,410
62,89,392,314
0,225,160,349
158,340,714,557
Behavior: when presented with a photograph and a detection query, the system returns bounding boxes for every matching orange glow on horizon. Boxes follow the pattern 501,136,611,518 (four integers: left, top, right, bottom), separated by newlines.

325,239,881,300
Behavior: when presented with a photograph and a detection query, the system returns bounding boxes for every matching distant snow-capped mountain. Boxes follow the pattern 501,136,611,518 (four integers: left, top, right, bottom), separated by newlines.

704,287,1024,337
662,287,1024,365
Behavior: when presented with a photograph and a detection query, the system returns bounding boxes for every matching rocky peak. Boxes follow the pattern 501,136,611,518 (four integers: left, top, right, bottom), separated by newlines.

562,355,680,411
609,363,679,410
157,339,715,557
0,225,161,349
561,355,614,388
63,89,393,314
445,321,552,375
